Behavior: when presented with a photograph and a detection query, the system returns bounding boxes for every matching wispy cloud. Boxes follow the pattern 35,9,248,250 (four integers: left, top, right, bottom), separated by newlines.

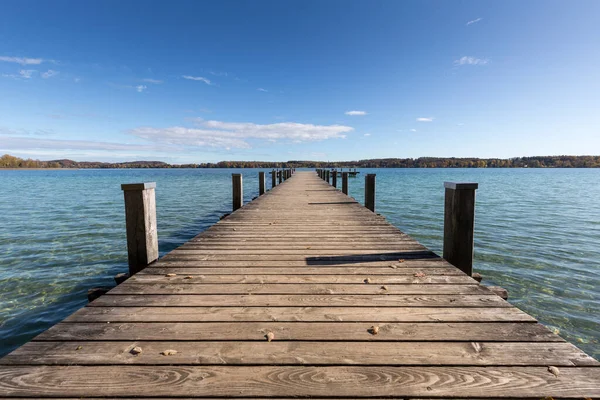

466,17,483,26
0,56,44,65
363,133,371,137
41,70,59,79
416,117,434,122
142,78,162,84
19,69,36,79
0,136,172,152
182,75,212,85
455,56,489,66
345,110,367,116
130,119,353,149
136,85,147,93
257,88,268,92
410,129,417,132
209,71,228,77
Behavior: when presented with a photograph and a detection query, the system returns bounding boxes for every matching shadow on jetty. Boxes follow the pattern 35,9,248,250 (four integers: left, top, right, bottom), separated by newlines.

305,251,440,265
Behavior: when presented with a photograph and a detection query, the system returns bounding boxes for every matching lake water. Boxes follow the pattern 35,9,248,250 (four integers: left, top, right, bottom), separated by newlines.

0,168,598,358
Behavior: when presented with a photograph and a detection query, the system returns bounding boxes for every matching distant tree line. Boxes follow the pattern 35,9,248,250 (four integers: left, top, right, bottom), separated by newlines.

2,153,600,169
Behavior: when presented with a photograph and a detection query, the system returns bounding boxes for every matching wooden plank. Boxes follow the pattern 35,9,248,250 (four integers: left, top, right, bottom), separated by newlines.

63,306,536,323
4,341,595,366
89,294,510,307
0,366,598,398
149,259,451,268
129,274,476,284
108,283,487,295
159,253,440,262
34,322,560,342
140,266,466,275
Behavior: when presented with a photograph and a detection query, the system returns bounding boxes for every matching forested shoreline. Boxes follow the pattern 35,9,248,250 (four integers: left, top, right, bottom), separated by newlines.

1,153,599,169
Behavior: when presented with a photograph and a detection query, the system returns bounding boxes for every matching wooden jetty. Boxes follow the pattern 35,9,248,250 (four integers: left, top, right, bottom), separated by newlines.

0,170,598,398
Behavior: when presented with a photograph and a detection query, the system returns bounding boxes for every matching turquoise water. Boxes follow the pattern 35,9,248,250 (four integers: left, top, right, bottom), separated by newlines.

0,168,598,358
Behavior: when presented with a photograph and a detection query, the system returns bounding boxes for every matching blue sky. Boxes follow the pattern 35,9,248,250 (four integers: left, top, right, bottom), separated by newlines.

1,0,599,163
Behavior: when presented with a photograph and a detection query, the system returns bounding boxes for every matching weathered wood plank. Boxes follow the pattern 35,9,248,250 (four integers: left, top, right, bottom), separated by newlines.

63,306,536,323
140,266,466,275
34,322,560,342
108,283,487,295
129,273,476,284
89,294,510,307
4,341,595,366
1,366,598,398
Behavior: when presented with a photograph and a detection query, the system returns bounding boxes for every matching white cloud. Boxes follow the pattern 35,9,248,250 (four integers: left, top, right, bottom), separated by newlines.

416,117,434,122
455,56,489,66
0,56,44,65
182,75,212,85
257,88,268,92
466,17,483,26
410,129,417,132
130,119,353,149
41,70,59,79
74,77,81,83
19,70,36,79
345,110,367,116
0,136,171,152
135,85,147,93
363,133,371,137
142,78,162,84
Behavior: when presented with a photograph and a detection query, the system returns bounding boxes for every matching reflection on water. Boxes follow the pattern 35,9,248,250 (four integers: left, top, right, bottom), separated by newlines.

0,168,598,359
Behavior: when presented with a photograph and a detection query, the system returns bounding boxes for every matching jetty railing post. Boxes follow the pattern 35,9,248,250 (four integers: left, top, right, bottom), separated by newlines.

271,169,276,188
259,171,265,195
121,182,159,275
364,174,376,212
325,170,330,184
332,170,337,188
443,182,478,276
232,173,243,211
342,172,349,195
278,170,283,184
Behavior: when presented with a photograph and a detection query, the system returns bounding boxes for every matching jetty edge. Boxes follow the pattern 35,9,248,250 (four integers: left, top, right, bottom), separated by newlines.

0,170,598,398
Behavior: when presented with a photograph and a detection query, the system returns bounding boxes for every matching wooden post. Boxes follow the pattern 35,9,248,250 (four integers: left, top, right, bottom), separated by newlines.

325,170,330,183
121,182,159,275
443,182,478,276
364,174,376,212
232,173,243,211
332,170,337,188
342,172,349,195
278,170,283,184
271,169,276,188
259,171,265,195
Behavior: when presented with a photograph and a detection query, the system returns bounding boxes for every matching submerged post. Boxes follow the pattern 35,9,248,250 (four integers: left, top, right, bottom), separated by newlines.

259,171,265,195
332,170,337,188
365,174,376,212
342,172,349,195
232,173,243,211
121,182,158,275
443,182,478,276
271,169,276,188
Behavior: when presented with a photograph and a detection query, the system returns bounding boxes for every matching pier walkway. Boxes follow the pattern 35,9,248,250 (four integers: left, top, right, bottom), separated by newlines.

1,171,598,398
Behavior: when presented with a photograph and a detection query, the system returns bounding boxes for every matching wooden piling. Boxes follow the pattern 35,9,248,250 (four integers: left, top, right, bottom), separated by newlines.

232,174,243,211
364,174,376,212
342,172,349,195
325,170,330,183
259,172,266,195
278,170,283,184
121,182,159,275
271,169,276,188
332,170,337,188
443,182,478,276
